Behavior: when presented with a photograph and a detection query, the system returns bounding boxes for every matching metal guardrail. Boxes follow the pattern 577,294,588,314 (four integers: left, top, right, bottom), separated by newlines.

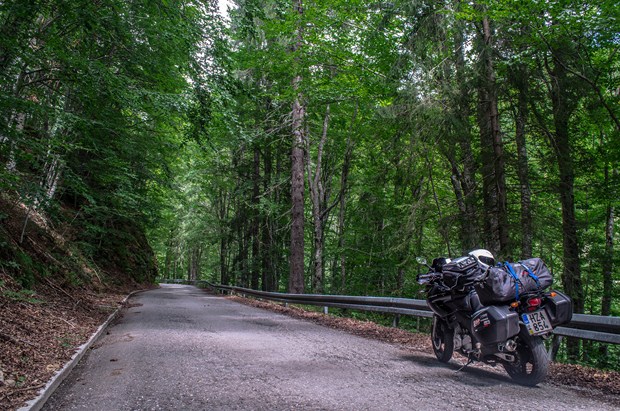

161,279,620,345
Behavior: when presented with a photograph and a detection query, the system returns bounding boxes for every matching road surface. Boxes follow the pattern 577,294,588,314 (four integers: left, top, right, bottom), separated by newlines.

43,284,617,410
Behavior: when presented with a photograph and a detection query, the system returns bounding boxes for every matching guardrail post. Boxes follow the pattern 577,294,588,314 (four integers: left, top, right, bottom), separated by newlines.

323,306,329,315
392,314,400,328
549,335,563,360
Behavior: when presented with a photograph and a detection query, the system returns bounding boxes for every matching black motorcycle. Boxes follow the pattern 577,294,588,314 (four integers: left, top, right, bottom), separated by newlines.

416,255,572,386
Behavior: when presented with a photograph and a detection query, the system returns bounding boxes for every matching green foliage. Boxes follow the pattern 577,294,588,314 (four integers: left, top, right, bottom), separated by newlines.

145,0,619,369
2,0,616,370
2,288,43,304
0,0,209,287
155,0,613,301
0,250,38,289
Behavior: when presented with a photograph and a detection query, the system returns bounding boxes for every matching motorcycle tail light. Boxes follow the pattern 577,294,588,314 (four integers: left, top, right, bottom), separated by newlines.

526,297,542,312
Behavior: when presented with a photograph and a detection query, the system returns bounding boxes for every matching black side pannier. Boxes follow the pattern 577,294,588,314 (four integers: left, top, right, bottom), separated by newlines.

470,305,520,344
441,256,485,290
475,258,553,304
543,289,573,327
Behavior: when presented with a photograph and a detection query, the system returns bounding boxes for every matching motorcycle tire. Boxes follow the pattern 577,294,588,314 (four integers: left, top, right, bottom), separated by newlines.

502,327,549,386
431,315,454,363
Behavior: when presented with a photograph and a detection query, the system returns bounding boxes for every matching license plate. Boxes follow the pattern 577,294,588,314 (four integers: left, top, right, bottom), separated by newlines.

522,310,553,336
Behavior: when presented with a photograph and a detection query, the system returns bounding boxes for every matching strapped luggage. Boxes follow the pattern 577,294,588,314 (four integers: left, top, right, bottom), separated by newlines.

441,255,485,290
475,258,553,304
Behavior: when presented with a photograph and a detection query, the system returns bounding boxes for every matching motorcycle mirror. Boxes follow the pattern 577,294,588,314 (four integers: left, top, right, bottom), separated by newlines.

416,257,427,265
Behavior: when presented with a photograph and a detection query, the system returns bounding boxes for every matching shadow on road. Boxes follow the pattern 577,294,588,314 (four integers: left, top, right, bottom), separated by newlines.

398,353,542,389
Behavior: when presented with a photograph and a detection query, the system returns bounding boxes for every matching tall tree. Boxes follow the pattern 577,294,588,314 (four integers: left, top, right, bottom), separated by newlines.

477,10,509,259
509,62,533,259
289,0,306,294
546,36,584,315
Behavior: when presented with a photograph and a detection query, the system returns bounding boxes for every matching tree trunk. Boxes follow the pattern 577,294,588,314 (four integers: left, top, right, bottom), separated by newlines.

37,89,73,208
547,43,583,360
220,235,229,285
601,166,615,317
173,242,180,279
599,166,615,364
510,64,533,259
478,15,508,259
1,65,27,173
187,247,201,282
289,0,305,294
274,145,286,290
5,112,24,173
307,104,331,293
290,85,305,294
251,146,261,290
549,53,584,315
262,140,275,291
453,20,478,252
217,188,230,285
336,113,355,292
164,233,173,280
428,153,452,256
238,218,250,288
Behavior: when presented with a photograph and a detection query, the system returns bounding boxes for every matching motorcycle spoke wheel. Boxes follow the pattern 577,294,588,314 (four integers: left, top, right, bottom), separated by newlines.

431,316,454,363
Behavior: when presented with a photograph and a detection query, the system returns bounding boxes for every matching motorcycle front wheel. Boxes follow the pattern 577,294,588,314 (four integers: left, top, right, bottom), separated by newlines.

502,327,549,386
431,315,454,363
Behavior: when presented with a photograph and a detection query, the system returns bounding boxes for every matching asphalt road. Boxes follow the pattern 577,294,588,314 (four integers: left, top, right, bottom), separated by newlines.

42,284,617,410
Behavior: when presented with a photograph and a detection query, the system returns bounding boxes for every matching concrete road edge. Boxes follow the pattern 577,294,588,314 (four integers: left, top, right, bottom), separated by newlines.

17,289,148,411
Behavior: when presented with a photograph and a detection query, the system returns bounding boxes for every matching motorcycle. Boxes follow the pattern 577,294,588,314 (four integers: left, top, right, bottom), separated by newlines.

416,254,572,386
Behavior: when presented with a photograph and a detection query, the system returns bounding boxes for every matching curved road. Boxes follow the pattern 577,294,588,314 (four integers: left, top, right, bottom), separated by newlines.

43,284,617,410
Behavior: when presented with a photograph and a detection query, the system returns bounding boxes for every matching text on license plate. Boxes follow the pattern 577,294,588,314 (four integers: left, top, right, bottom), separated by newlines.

522,310,553,335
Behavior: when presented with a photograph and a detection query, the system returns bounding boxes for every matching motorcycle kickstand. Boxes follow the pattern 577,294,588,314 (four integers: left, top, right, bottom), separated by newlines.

455,355,474,373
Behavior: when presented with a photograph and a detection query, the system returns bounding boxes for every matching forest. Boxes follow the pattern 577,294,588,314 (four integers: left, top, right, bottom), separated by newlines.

0,0,618,365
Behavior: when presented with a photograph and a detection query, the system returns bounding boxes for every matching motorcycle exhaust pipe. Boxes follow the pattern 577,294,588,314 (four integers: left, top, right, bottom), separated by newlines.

498,339,517,352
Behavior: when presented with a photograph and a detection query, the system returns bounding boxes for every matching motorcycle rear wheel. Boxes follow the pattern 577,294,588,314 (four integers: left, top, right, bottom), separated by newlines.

431,315,454,363
502,328,549,386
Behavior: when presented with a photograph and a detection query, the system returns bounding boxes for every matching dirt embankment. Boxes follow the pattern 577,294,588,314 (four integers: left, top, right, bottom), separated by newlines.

0,273,131,410
0,194,153,410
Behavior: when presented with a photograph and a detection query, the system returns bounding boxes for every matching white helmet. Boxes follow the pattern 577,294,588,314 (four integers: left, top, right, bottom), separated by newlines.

468,249,495,268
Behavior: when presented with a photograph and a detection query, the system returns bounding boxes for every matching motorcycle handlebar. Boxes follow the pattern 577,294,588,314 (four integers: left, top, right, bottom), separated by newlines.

417,272,441,284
